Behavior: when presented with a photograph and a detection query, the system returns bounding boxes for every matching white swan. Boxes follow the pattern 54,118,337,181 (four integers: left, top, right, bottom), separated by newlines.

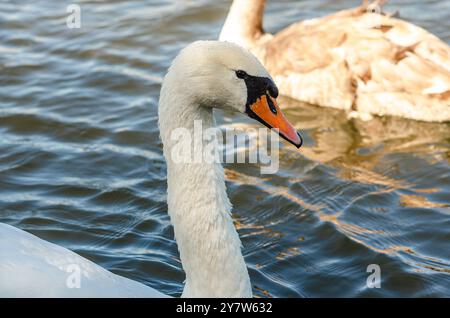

219,0,450,122
0,41,301,298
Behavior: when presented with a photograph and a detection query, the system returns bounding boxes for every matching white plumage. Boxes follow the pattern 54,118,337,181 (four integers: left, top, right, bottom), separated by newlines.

1,41,295,298
0,222,166,297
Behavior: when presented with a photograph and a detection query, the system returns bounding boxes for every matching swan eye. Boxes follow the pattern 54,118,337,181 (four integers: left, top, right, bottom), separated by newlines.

235,70,248,79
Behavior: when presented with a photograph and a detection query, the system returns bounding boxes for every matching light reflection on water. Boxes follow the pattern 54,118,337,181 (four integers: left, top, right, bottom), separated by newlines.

0,0,449,297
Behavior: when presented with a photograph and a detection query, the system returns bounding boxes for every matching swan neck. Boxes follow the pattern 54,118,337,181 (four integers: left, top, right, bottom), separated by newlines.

158,80,252,297
219,0,266,49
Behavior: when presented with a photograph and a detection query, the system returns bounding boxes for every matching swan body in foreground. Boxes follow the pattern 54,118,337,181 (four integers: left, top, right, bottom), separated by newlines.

0,41,301,297
219,0,450,122
0,223,166,297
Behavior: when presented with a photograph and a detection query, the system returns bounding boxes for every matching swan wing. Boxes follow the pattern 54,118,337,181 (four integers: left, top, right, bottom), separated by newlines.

259,9,450,121
0,223,168,297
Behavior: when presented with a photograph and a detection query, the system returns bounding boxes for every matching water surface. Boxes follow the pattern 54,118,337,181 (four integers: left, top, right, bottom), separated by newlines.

0,0,449,297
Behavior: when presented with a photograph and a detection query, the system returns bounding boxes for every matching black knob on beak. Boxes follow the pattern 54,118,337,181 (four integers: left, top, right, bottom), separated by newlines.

267,80,278,99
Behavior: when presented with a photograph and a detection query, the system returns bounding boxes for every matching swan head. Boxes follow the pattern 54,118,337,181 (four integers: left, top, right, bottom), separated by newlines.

167,41,302,148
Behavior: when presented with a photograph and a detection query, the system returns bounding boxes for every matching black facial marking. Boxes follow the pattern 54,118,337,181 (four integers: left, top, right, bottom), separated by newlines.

235,71,279,113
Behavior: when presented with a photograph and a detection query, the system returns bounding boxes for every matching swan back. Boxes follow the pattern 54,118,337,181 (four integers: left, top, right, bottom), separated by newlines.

0,223,167,297
219,1,450,122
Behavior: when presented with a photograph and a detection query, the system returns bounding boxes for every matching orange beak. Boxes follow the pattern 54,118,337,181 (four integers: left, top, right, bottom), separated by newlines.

247,95,302,148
